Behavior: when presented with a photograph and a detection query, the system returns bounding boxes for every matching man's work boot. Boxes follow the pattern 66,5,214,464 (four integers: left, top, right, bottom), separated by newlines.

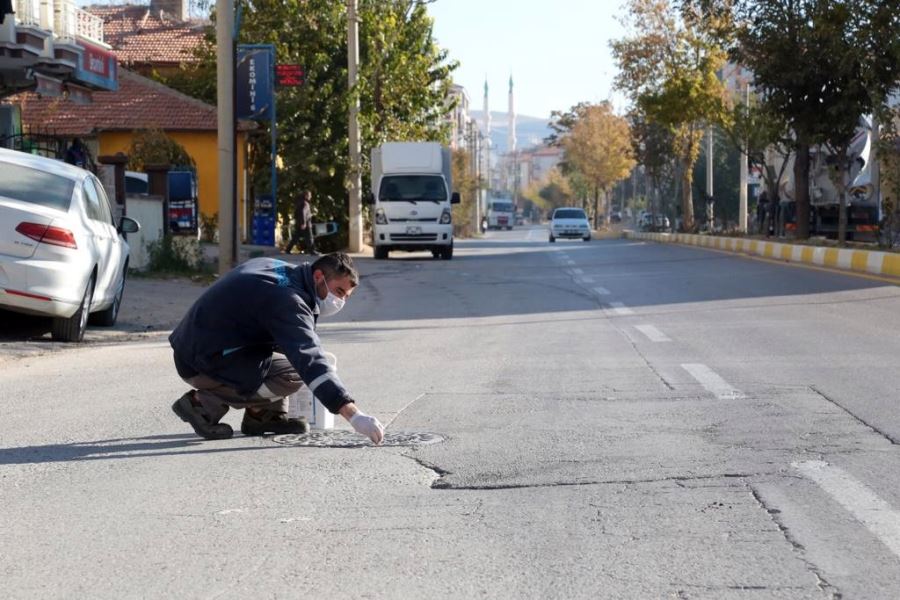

172,391,233,440
241,409,309,436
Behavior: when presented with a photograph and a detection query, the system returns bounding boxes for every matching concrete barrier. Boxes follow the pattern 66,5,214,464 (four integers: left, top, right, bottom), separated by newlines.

625,231,900,280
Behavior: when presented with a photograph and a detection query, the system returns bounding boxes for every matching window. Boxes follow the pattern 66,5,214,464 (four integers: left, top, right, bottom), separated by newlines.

554,209,587,220
82,177,103,222
91,177,115,226
0,162,75,211
379,175,447,202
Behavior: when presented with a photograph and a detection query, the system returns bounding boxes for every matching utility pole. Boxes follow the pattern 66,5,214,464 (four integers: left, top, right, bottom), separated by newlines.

706,125,714,229
216,0,236,274
738,81,750,232
347,0,363,253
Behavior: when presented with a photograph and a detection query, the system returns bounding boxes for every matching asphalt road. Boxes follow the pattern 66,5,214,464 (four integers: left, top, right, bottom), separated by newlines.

3,225,900,599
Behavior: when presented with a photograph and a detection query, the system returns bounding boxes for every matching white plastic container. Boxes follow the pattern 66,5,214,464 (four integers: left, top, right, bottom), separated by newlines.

289,352,336,429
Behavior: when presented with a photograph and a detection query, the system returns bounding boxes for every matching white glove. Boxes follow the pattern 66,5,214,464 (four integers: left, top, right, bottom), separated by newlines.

350,411,385,445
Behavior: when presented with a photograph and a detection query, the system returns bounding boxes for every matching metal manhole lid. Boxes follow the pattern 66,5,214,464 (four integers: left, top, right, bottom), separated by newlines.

272,430,445,448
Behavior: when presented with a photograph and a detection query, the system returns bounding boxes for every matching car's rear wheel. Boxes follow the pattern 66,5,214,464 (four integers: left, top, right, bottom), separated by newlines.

52,275,94,343
91,266,126,327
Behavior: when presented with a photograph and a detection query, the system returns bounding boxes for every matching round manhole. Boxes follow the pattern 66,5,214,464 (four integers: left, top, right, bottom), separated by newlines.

272,430,445,448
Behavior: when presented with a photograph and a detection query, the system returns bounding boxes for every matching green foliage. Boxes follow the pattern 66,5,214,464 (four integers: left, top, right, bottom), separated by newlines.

127,130,196,172
450,148,477,235
731,0,900,239
145,235,206,274
199,211,218,243
163,0,457,249
612,0,729,231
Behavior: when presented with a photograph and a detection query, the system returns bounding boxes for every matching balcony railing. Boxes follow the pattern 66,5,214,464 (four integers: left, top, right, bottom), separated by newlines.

13,0,104,45
14,0,41,28
75,6,103,44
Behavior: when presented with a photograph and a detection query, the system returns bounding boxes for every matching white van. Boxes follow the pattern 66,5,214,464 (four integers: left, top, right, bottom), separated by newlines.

366,142,460,260
487,198,515,230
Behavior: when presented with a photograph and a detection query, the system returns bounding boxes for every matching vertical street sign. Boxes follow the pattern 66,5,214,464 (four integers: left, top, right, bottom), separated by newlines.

236,46,274,121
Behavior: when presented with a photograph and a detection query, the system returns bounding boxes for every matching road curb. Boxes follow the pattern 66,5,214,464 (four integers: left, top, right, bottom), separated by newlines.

625,231,900,280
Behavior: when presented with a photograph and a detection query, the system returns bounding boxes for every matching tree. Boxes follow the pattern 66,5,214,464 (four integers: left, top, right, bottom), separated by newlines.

562,102,637,228
732,0,900,240
450,148,477,236
127,130,196,171
629,108,677,216
612,0,729,231
155,0,456,249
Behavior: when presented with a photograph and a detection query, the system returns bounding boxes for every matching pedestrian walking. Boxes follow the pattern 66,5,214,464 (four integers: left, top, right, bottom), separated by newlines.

756,190,768,234
64,138,89,169
168,252,384,444
284,190,318,255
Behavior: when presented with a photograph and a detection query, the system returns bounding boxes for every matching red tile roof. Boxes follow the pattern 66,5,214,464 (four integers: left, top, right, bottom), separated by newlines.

87,4,207,66
9,69,242,135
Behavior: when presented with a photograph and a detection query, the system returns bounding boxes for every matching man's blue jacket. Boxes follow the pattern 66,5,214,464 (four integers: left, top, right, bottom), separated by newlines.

169,258,352,413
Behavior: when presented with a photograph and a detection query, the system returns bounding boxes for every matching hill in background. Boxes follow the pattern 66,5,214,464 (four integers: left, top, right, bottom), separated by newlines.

470,110,554,154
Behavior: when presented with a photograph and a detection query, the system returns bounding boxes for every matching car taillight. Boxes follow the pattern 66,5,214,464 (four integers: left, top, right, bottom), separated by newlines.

15,222,77,249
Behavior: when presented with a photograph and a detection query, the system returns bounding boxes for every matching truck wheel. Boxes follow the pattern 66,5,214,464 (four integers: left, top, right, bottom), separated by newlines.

374,246,389,260
431,250,441,259
440,243,453,260
583,235,591,242
549,235,556,243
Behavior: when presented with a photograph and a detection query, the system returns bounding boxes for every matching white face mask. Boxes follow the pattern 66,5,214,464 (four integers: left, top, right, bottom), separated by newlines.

316,277,345,317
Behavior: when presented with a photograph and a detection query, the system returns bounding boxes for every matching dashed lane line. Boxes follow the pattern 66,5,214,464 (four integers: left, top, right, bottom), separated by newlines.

681,363,743,399
576,276,595,284
635,324,671,342
794,460,900,561
573,268,584,275
593,286,611,296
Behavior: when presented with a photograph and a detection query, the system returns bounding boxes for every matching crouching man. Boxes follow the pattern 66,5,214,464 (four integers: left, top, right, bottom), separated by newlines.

168,252,384,444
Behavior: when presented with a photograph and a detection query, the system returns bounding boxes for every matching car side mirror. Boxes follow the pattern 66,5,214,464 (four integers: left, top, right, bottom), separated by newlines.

451,192,461,205
364,192,375,206
118,216,140,234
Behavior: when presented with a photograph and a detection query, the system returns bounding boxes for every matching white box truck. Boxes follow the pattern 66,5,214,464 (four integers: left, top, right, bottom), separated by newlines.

366,142,460,260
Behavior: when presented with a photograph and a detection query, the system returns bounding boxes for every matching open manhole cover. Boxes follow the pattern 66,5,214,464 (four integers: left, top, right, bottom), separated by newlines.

273,430,445,448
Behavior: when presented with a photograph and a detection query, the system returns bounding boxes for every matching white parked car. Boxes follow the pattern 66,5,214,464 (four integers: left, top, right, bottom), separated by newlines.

549,207,591,242
0,148,140,342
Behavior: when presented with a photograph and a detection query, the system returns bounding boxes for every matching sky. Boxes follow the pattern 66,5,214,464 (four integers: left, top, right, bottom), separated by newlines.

427,0,628,121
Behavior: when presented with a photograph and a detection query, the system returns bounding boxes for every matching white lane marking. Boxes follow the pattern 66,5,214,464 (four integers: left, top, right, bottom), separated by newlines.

607,302,633,315
576,276,595,284
573,268,584,275
593,286,611,296
565,259,576,265
681,363,743,399
635,324,671,342
795,461,900,561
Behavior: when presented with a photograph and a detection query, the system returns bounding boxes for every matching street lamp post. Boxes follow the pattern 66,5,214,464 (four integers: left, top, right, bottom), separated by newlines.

347,0,363,253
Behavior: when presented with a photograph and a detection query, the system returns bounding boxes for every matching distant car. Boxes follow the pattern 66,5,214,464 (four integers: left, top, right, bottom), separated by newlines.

124,171,149,195
639,212,654,231
549,207,591,242
655,214,671,231
610,211,622,223
0,148,140,342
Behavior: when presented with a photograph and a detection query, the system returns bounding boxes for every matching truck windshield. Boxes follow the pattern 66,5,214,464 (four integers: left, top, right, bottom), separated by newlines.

379,175,446,202
490,202,514,212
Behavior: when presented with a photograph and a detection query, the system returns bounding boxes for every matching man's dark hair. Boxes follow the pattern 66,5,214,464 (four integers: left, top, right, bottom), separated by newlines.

312,252,359,287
